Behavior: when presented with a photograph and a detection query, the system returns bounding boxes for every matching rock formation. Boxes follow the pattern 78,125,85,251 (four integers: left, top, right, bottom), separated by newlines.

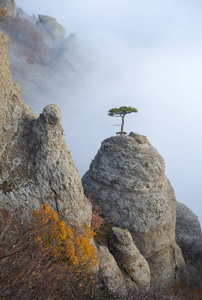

82,132,186,286
176,201,202,259
0,10,85,111
0,0,17,17
97,245,128,298
110,227,151,288
0,31,91,227
37,15,65,46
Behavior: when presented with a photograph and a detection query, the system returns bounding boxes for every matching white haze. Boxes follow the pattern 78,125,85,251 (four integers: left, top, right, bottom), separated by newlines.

17,0,202,225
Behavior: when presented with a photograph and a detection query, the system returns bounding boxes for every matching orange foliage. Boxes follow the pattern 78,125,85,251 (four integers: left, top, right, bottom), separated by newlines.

0,206,100,299
88,196,105,231
172,282,202,299
0,7,8,21
32,203,98,273
0,17,45,63
92,211,105,230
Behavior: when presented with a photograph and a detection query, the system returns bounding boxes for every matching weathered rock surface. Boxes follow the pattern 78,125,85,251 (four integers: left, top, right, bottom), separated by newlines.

0,0,17,17
176,201,202,259
110,227,151,288
82,132,185,285
0,31,91,227
97,245,127,298
37,15,65,44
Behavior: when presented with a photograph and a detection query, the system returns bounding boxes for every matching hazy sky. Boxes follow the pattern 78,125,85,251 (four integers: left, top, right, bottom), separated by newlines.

16,0,202,225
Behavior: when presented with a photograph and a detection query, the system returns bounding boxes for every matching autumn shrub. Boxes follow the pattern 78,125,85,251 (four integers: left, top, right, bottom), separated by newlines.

172,282,202,299
121,284,180,300
32,203,98,275
88,196,104,231
0,204,99,299
6,17,44,50
0,16,45,62
0,7,8,21
92,210,105,230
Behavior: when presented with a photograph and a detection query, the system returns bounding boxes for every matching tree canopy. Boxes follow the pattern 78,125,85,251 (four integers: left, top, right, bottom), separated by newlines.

108,106,138,135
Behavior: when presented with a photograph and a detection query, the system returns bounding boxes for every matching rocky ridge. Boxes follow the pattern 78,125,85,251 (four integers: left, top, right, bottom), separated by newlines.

0,31,91,227
0,0,85,111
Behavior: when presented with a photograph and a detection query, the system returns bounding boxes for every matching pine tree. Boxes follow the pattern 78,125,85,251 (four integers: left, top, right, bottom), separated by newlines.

108,106,138,135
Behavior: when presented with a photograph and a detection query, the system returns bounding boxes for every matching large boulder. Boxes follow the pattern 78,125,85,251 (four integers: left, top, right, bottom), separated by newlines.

176,201,202,259
0,31,92,227
0,0,17,17
82,132,185,285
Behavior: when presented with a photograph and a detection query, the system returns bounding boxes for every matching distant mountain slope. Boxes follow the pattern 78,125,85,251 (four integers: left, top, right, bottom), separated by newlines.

0,5,85,111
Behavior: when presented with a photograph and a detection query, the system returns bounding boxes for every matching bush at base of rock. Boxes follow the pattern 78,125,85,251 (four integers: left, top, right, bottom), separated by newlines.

0,205,99,299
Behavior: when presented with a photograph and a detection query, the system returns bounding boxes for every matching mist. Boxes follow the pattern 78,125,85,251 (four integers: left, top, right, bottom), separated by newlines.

16,0,202,225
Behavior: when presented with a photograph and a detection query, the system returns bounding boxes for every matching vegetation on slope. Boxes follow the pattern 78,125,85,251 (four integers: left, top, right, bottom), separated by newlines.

0,204,99,299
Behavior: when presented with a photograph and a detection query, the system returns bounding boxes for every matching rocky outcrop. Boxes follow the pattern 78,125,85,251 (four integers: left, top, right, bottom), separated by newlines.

97,245,127,298
176,201,202,259
0,8,85,112
110,227,151,288
0,0,17,17
0,31,91,227
82,132,185,286
37,15,65,46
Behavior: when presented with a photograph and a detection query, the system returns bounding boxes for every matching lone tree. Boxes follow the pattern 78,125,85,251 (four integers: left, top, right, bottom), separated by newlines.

108,106,138,135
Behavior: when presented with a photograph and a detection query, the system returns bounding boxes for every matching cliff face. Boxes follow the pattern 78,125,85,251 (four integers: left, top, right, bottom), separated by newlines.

82,132,185,286
0,31,91,226
0,7,85,112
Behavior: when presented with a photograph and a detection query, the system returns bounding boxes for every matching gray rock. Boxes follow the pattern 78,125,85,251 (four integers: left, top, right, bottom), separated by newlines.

42,104,61,125
0,0,17,17
111,227,151,288
82,132,184,286
0,31,92,227
174,244,187,283
176,201,202,259
37,14,65,42
97,245,127,298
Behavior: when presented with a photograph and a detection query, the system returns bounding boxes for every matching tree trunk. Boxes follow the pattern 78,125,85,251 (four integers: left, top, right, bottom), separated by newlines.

121,115,125,135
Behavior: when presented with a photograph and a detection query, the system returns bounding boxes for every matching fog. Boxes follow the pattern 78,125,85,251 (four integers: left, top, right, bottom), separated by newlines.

17,0,202,225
